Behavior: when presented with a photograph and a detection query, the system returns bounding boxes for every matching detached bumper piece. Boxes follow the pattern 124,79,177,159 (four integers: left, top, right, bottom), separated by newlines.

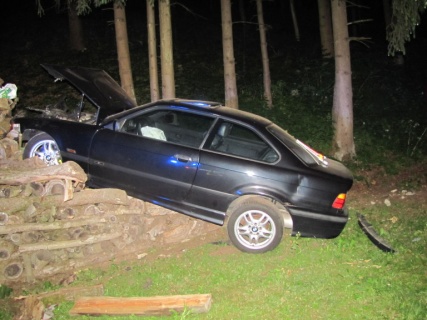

357,213,395,253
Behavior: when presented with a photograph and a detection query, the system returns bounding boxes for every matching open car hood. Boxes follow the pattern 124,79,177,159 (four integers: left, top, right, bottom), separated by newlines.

41,64,137,124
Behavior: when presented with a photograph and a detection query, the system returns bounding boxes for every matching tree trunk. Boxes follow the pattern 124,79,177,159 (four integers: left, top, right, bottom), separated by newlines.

331,0,355,161
147,0,160,101
289,0,300,42
256,0,272,108
318,0,334,58
68,0,85,51
221,0,238,109
113,1,136,103
238,0,247,75
383,0,392,29
159,0,175,99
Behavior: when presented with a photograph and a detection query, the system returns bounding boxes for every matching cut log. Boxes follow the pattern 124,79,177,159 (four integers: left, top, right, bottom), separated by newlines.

0,156,46,170
30,181,45,196
45,179,66,195
0,211,8,225
0,138,18,159
3,260,24,280
44,188,129,207
0,217,108,234
0,161,87,185
18,231,122,253
69,294,212,316
0,185,23,198
0,241,15,260
22,253,35,283
0,189,128,217
0,197,32,213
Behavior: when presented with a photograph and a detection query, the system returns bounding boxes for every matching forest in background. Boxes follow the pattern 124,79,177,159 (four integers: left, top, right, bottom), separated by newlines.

0,0,426,162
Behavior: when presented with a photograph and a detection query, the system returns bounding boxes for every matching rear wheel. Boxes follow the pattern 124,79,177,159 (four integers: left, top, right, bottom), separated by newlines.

227,197,284,253
23,132,62,166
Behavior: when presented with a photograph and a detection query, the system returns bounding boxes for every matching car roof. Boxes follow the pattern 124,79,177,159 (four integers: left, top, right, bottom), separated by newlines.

41,64,137,124
103,99,273,129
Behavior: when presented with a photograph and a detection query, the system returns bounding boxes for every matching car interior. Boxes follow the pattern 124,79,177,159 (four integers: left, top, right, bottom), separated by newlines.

120,110,279,163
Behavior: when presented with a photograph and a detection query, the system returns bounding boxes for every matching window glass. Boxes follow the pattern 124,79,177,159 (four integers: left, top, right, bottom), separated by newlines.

268,124,322,166
206,121,279,163
120,109,215,148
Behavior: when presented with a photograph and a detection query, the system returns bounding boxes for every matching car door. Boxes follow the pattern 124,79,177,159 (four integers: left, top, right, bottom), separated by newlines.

88,107,215,205
186,120,282,216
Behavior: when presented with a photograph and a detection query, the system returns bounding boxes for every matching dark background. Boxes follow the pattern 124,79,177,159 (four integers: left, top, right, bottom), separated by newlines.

0,1,426,105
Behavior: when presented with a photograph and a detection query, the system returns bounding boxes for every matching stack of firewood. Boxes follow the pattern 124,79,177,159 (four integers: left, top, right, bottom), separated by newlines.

0,139,217,285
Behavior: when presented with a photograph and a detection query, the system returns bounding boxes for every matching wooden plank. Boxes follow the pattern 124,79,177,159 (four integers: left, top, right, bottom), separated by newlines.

69,294,212,316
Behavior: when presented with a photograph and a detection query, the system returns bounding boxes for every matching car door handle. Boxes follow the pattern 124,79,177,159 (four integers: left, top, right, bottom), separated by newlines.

174,154,192,162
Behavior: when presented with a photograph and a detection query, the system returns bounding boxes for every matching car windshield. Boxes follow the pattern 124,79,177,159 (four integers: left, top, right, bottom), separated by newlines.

267,124,328,166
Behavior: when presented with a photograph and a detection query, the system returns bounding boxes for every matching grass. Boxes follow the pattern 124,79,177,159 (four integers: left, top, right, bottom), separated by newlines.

14,203,422,320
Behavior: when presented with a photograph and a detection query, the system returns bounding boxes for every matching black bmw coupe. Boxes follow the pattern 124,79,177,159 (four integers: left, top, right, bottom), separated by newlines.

13,64,353,253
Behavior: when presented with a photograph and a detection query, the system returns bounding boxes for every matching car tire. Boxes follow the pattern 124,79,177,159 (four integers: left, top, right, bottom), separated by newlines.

227,197,284,253
23,132,62,166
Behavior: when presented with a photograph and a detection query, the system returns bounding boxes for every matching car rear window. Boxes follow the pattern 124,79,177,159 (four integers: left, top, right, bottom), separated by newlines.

267,124,325,166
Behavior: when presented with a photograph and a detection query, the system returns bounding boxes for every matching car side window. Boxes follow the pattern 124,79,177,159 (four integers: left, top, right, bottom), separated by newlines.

206,121,279,163
120,109,215,148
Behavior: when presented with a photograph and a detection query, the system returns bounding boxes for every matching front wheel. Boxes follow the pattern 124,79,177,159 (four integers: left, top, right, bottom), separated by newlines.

23,132,62,166
227,197,284,253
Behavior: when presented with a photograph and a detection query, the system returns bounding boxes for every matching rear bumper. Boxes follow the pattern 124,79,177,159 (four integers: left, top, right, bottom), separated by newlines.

357,213,395,253
287,207,349,238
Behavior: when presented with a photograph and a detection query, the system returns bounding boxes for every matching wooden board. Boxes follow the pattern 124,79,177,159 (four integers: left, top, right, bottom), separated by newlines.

69,294,212,316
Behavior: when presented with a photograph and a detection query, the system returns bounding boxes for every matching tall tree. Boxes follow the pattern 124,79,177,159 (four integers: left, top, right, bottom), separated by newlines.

317,0,334,58
37,0,136,102
289,0,300,42
256,0,272,107
113,0,136,103
147,0,159,101
331,0,355,160
238,0,248,74
387,0,427,56
159,0,175,99
383,0,392,29
221,0,238,109
68,0,85,51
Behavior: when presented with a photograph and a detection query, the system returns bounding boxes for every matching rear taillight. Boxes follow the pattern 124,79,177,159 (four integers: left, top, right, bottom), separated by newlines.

332,193,347,209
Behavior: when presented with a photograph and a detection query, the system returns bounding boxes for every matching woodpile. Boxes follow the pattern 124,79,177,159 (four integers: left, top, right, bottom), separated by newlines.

0,138,219,286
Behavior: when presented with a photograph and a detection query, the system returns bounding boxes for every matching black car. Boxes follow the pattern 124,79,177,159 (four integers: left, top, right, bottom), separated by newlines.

13,64,353,253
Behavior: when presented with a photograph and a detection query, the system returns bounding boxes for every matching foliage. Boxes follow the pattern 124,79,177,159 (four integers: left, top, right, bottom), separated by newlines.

387,0,427,55
0,285,13,299
36,0,128,16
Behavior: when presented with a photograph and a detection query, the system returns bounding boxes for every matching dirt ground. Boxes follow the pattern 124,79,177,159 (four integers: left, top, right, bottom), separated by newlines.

347,159,427,209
